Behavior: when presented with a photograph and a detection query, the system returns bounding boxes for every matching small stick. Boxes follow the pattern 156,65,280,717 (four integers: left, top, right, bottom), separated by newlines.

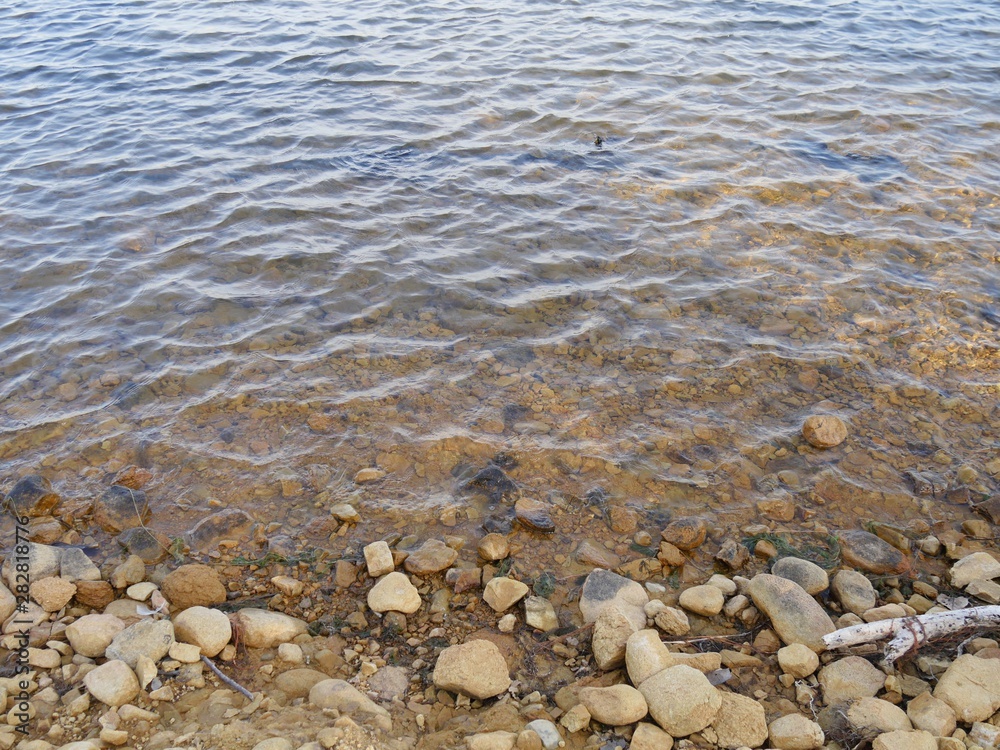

201,655,254,700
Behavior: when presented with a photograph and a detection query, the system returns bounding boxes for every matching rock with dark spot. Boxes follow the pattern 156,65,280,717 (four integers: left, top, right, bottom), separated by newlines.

661,517,707,550
838,530,909,575
514,497,555,532
186,508,255,551
715,539,750,570
579,569,648,628
116,527,172,564
94,485,149,534
482,515,513,535
5,475,61,517
463,465,517,502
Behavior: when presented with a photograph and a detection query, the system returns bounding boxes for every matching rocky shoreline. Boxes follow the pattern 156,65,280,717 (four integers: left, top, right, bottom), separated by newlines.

2,443,999,750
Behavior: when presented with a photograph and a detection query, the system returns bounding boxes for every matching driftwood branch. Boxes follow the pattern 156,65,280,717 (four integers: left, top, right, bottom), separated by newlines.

201,655,254,700
822,605,1000,666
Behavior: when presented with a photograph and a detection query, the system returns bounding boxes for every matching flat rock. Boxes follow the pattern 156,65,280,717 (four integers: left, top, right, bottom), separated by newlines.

59,547,102,582
768,713,825,749
747,574,835,651
524,596,559,632
838,530,909,575
5,475,61,517
514,497,555,532
831,569,877,616
678,585,724,616
66,614,127,658
592,605,638,671
772,557,829,595
173,606,232,657
30,577,76,612
906,691,956,737
363,541,395,578
466,732,517,750
639,664,721,737
234,609,308,648
309,678,392,732
575,540,622,569
106,619,175,669
403,539,458,575
933,653,1000,723
711,691,768,749
818,656,886,705
578,684,648,726
871,730,937,750
433,639,510,700
661,517,707,550
368,572,421,614
83,660,139,707
802,415,848,448
94,485,149,534
950,552,1000,589
846,697,911,734
161,564,226,611
483,577,529,612
579,569,648,628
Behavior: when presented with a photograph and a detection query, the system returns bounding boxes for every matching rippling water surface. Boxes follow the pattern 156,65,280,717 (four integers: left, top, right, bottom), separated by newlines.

2,0,998,547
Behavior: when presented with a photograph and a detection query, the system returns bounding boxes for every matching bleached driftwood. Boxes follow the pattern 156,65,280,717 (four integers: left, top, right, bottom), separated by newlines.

822,605,1000,666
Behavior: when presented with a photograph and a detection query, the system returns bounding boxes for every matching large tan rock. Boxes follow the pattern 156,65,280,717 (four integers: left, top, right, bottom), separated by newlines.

845,697,911,734
83,660,139,707
933,654,1000,723
711,692,768,749
173,606,232,657
66,614,126,658
950,552,1000,589
578,684,648,726
638,665,721,737
905,691,956,737
592,604,639,671
234,609,308,648
161,564,226,611
30,577,77,612
871,730,937,750
626,629,676,686
818,656,886,705
768,713,824,749
433,639,510,700
747,574,835,651
368,572,421,614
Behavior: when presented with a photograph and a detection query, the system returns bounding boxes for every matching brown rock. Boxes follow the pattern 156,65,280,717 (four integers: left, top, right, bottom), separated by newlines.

514,497,555,533
576,540,622,569
4,475,61,517
838,530,910,575
608,507,639,534
758,496,796,522
75,580,115,609
802,415,848,448
403,540,458,576
161,564,226,611
112,466,153,490
94,485,150,534
661,517,706,551
658,541,686,568
185,508,255,550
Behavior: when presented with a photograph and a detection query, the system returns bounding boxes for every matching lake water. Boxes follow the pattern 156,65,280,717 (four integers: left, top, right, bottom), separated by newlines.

2,0,998,554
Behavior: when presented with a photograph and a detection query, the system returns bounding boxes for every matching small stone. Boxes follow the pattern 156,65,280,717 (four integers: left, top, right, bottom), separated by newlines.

329,503,360,522
758,496,796,522
862,603,908,622
657,541,686,568
559,704,591,733
777,644,819,678
353,467,386,484
592,605,639,670
109,555,146,589
274,668,330,699
433,639,511,700
966,579,1000,604
466,732,517,750
497,614,517,632
906,691,956,737
83,660,140,707
801,415,848,448
838,530,909,575
524,596,559,632
368,572,421,614
334,560,357,588
639,664,722,737
933,653,1000,723
58,547,102,582
579,568,648,628
575,539,622,569
831,569,877,616
950,552,1000,588
168,641,202,663
969,722,1000,750
771,557,828,595
66,614,127,658
629,722,674,750
661,517,707,550
106,619,175,669
711,691,768,749
767,713,825,749
403,539,458,575
363,541,395,577
678,585,724,616
135,655,157,689
706,574,737,596
173,606,232,657
126,582,157,601
161,564,226,611
523,720,560,750
94,485,150,534
270,576,303,597
579,684,648,726
483,577,529,612
27,647,61,669
309,679,392,732
477,533,510,561
747,574,835,651
818,656,886,705
234,609,308,648
514,497,555,532
29,577,77,612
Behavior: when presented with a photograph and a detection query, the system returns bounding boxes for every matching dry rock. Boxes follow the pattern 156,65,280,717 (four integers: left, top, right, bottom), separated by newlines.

905,691,956,736
524,596,559,632
768,713,825,749
747,574,835,651
579,684,647,726
3,542,60,589
777,643,819,678
950,552,1000,589
234,609,308,648
818,656,886,705
579,568,647,628
83,660,139,707
629,722,673,750
403,539,458,575
309,679,392,732
483,577,529,612
106,619,175,669
653,606,690,636
433,639,510,699
871,730,937,750
368,572,421,614
363,541,395,577
933,653,1000,723
59,547,102,582
845,697,911,734
30,577,76,612
802,415,848,448
161,564,226,611
466,732,517,750
173,606,232,657
639,664,721,737
711,691,768,749
771,557,828,595
678,585,724,616
831,569,877,616
274,668,330,699
66,614,127,658
626,630,676,685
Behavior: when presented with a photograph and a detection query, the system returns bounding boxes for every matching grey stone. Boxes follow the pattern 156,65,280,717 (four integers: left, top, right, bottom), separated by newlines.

772,557,829,595
106,619,175,669
309,679,392,732
94,485,149,534
579,569,648,629
837,530,909,575
58,547,101,582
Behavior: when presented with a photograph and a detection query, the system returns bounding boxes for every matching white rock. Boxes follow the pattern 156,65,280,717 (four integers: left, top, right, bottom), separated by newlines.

871,730,937,750
368,572,421,614
523,720,561,750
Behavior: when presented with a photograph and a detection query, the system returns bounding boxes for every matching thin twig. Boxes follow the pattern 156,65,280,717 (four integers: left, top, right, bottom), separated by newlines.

201,655,254,700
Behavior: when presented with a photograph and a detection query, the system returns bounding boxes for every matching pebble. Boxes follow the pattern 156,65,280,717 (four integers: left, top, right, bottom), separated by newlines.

368,572,422,614
270,576,304,597
403,539,458,575
578,684,648,726
706,574,737,596
66,614,127,658
678,585,724,616
660,517,707,550
559,704,591,734
353,467,386,483
711,691,768,749
747,574,835,652
524,596,559,632
933,653,1000,723
639,664,721,737
767,713,825,749
363,541,396,577
801,414,848,448
483,577,529,612
161,564,227,610
777,644,819,678
106,619,175,669
234,609,308,648
831,569,877,616
578,568,648,629
497,614,517,632
653,606,690,636
949,552,1000,588
477,533,510,561
309,678,392,732
83,660,140,707
771,557,828,595
523,720,560,750
966,579,1000,603
126,581,158,601
433,639,511,700
838,530,909,575
817,655,886,705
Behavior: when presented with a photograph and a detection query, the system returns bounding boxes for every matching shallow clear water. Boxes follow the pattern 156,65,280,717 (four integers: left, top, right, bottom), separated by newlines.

1,0,998,545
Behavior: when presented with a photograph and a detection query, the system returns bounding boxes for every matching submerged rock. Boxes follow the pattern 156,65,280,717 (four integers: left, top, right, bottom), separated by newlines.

802,415,848,448
4,475,61,517
94,485,150,534
514,497,555,532
838,530,909,575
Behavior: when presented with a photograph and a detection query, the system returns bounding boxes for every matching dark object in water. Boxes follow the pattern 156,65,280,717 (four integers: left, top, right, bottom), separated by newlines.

109,381,144,409
482,514,513,535
785,139,904,183
594,134,604,148
463,464,518,502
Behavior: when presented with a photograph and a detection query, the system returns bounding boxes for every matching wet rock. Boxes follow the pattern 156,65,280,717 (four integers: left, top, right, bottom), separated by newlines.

83,660,140,707
711,692,768,749
514,497,555,532
933,653,1000,723
629,722,674,750
466,732,517,750
3,542,60,588
161,564,226,611
747,574,835,651
368,572,421,614
94,485,149,534
575,539,622,569
66,614,126,658
639,664,721,737
871,730,936,750
403,539,458,575
186,508,255,550
758,496,796,522
116,527,172,564
846,697,911,734
837,530,909,575
657,541,686,568
626,630,676,688
363,541,395,578
653,606,690,636
433,639,511,699
235,609,308,648
464,464,517,502
4,475,60,517
477,533,510,561
106,619,175,669
592,605,639,671
660,517,707,551
831,569,877,616
818,656,886,705
578,684,648,726
112,465,153,490
524,596,559,632
771,557,828,595
715,539,749,570
484,577,529,612
579,569,648,628
353,467,385,484
777,643,819,678
768,713,825,749
74,580,115,609
608,506,639,534
905,691,956,736
59,547,101,582
678,585,724,616
173,606,232,657
30,577,76,612
309,679,392,732
802,415,848,448
950,551,1000,588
